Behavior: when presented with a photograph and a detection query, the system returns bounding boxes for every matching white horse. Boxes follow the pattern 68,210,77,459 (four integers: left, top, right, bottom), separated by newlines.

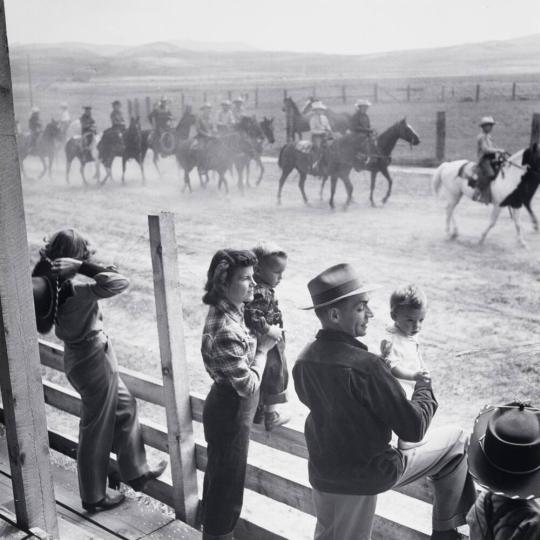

432,150,530,247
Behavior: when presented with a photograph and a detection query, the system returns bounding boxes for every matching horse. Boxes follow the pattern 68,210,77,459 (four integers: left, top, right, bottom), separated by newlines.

302,96,351,135
65,131,100,184
277,118,420,208
97,128,125,185
282,97,310,141
121,117,147,184
143,106,197,176
432,145,540,247
235,116,275,186
18,120,63,179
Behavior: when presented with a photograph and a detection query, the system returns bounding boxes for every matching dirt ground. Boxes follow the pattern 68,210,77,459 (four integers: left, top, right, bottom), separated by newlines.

22,151,540,435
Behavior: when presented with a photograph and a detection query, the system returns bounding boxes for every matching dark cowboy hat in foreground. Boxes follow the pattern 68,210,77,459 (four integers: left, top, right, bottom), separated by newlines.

468,403,540,500
302,263,380,310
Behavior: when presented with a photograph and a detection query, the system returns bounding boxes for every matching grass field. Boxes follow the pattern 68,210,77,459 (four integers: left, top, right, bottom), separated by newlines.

21,152,540,435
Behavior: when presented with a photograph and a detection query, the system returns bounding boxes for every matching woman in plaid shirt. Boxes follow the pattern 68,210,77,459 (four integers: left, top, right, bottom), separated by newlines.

200,249,280,540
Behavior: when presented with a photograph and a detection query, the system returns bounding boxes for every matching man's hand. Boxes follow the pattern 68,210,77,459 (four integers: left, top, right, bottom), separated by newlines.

257,332,279,354
50,257,82,277
413,370,431,384
266,325,283,342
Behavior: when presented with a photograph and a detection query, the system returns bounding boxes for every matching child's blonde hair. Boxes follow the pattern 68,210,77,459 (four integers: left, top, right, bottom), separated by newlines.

390,283,427,315
252,242,287,265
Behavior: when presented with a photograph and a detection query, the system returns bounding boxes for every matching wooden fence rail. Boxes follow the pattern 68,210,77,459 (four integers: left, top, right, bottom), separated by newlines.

38,339,447,539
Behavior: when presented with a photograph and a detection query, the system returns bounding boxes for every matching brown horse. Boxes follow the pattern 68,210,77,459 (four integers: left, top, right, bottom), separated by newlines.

277,118,420,209
282,97,310,141
18,120,63,179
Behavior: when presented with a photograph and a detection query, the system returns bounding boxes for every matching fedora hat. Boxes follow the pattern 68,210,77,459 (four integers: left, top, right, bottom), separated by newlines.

355,99,372,108
468,403,540,499
302,263,380,310
479,116,496,126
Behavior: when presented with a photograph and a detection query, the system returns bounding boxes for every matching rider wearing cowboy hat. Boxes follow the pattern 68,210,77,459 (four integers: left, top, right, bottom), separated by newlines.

110,100,126,133
28,105,42,149
351,99,377,165
309,101,333,174
232,96,246,125
217,99,235,134
467,402,540,539
194,103,217,173
80,106,96,157
475,116,506,204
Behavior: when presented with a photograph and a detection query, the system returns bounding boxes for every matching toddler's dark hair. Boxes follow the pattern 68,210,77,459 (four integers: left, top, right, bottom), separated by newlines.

203,249,257,306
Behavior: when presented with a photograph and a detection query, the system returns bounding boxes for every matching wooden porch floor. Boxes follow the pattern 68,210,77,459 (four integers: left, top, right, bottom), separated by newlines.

0,432,200,540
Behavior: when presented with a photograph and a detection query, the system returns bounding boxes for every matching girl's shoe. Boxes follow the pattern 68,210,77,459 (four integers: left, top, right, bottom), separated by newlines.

264,410,291,431
128,460,168,492
82,492,125,513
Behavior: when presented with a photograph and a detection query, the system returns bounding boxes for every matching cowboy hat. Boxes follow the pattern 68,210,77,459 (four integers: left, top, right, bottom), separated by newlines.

82,105,92,110
200,102,213,110
355,99,372,108
468,403,540,499
232,96,244,103
111,100,121,106
479,116,496,126
302,263,380,310
311,101,327,110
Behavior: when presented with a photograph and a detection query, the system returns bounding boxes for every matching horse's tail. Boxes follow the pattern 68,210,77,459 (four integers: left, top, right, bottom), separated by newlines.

432,164,445,197
278,144,288,170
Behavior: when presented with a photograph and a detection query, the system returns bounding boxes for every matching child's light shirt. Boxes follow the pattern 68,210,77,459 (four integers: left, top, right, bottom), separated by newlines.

384,324,426,399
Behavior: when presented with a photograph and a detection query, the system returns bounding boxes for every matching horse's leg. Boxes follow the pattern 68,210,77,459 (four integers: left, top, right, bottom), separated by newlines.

153,151,161,177
121,156,127,184
319,176,328,200
299,172,309,206
445,195,462,240
256,156,264,185
381,166,393,205
38,156,47,179
245,162,251,189
509,207,527,248
479,205,502,245
184,170,192,193
219,172,229,194
342,174,354,211
277,167,292,205
139,158,146,185
80,162,88,186
236,162,245,195
369,170,377,207
329,176,338,210
524,200,539,232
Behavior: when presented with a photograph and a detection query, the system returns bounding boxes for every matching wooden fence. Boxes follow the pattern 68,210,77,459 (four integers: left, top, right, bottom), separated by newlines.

34,212,459,540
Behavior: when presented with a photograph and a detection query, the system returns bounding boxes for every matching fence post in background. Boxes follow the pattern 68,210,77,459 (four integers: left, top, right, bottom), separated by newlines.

530,113,540,146
440,85,446,103
148,213,199,526
373,82,379,103
475,84,480,102
341,85,346,104
0,4,59,533
512,82,517,101
145,96,151,119
283,88,288,100
406,84,411,102
127,99,133,119
436,111,446,162
134,98,140,119
255,87,259,108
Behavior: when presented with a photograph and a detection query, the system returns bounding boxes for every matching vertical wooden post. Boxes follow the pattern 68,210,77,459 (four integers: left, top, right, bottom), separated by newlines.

406,84,411,102
436,111,446,162
0,2,58,535
134,98,140,119
373,82,379,103
530,113,540,146
127,99,133,119
255,87,259,108
341,85,346,104
145,96,151,119
148,213,198,526
512,82,517,101
475,84,480,102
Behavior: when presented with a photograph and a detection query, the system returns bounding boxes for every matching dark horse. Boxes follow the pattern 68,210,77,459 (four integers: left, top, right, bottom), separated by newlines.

143,106,197,176
301,96,351,135
277,118,420,209
18,120,63,179
65,132,100,184
121,117,147,184
97,128,125,185
282,97,310,141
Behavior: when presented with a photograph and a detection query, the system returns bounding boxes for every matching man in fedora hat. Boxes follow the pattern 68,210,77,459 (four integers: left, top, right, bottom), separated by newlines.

232,96,246,125
466,402,540,539
309,101,333,175
475,116,507,204
293,263,476,540
351,99,377,165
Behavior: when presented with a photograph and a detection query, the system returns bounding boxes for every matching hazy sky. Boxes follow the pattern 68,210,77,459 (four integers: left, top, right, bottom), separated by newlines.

5,0,540,55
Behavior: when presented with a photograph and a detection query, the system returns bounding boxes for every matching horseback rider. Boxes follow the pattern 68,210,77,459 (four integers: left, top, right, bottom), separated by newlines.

80,106,97,158
150,97,173,134
59,102,71,134
194,103,217,172
232,96,246,125
309,101,333,174
110,100,126,135
351,99,377,165
217,99,235,134
474,116,506,204
28,106,42,150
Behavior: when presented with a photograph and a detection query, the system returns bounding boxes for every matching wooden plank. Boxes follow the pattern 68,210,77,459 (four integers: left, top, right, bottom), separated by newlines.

0,3,58,535
436,111,446,162
530,113,540,146
148,213,198,525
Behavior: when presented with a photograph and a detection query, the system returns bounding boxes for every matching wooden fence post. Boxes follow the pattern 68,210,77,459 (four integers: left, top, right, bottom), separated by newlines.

145,96,151,119
530,113,540,146
373,82,379,103
436,111,446,162
0,2,58,535
148,213,198,526
255,87,259,108
475,84,480,102
127,99,133,119
341,85,346,104
134,98,140,119
512,82,517,101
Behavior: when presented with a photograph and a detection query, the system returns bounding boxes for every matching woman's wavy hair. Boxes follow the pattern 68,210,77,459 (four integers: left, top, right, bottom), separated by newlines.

39,229,95,262
203,249,257,306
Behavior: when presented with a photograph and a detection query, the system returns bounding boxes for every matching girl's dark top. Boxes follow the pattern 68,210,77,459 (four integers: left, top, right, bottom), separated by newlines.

293,329,437,495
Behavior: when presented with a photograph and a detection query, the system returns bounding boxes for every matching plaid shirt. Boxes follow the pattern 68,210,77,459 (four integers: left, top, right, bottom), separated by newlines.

201,299,260,397
244,283,283,336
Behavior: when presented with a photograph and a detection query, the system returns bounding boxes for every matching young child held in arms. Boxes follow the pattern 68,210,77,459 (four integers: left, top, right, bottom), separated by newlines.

381,283,430,450
467,402,540,539
245,243,290,431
